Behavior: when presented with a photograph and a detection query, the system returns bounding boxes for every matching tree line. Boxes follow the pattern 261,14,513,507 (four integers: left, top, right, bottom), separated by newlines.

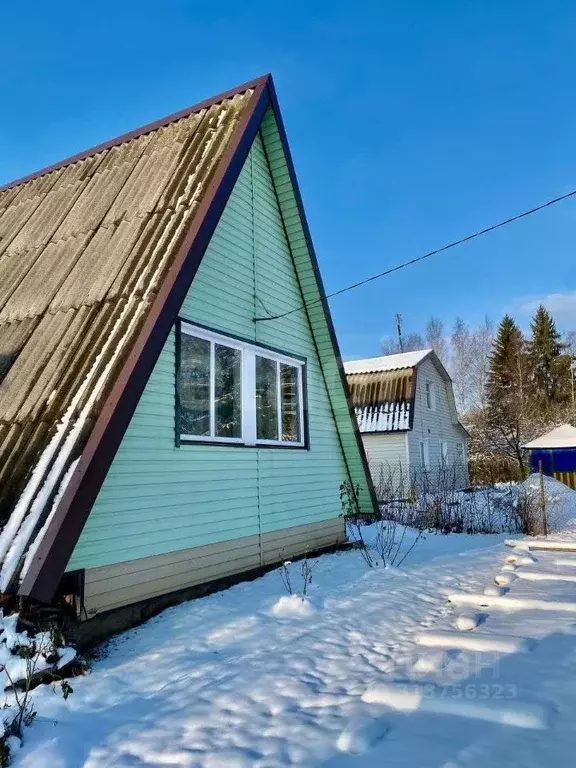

381,307,576,481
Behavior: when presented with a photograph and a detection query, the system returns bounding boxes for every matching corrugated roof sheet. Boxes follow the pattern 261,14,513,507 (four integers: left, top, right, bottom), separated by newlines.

0,87,255,586
346,368,415,433
524,424,576,449
344,349,432,375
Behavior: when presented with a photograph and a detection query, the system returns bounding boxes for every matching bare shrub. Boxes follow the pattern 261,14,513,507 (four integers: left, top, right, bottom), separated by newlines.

278,556,317,597
299,559,316,597
468,452,521,485
339,481,375,568
370,462,525,535
340,480,423,567
0,616,77,763
515,483,548,535
279,560,293,594
373,518,424,567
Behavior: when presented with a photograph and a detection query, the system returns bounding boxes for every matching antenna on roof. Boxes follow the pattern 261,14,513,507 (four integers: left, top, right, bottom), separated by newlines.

395,313,404,352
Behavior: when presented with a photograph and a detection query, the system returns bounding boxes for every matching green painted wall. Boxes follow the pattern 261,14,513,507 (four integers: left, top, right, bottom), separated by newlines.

68,126,368,571
259,110,374,514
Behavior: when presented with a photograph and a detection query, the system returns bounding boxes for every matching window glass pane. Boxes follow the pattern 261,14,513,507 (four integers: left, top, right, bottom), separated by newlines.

215,344,242,438
280,363,300,442
420,441,429,469
180,335,210,436
441,441,448,465
256,356,278,440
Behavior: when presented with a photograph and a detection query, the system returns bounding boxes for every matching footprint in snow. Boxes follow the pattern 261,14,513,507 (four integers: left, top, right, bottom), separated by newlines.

453,612,482,631
495,572,517,586
336,716,390,755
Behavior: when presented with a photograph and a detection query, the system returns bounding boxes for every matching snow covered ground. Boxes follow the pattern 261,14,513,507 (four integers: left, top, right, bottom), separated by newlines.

12,478,576,767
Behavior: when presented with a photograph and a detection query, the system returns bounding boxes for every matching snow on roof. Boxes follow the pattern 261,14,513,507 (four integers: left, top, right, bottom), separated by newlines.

346,367,415,434
344,349,432,375
524,424,576,450
354,402,411,433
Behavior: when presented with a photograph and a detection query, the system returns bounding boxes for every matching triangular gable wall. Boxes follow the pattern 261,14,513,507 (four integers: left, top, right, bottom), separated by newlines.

18,77,376,602
66,131,356,576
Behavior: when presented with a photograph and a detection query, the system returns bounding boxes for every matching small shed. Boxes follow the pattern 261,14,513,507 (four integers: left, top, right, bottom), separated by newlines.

524,424,576,489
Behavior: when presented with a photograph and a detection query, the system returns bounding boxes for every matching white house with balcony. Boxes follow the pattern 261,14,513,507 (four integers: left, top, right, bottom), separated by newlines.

344,350,470,498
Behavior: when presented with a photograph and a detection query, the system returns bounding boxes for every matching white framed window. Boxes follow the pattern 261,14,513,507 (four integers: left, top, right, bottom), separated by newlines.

178,322,305,447
441,440,449,466
455,441,466,465
419,439,430,470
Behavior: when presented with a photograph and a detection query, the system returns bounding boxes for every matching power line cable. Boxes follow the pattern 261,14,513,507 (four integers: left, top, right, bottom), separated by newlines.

254,188,576,322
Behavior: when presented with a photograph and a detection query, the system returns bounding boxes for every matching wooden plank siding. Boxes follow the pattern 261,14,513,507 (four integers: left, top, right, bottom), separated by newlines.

67,125,355,595
406,357,469,487
82,518,345,615
362,433,409,500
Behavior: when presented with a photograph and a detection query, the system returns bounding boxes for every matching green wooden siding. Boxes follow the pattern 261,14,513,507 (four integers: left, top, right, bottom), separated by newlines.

259,109,374,513
68,124,370,571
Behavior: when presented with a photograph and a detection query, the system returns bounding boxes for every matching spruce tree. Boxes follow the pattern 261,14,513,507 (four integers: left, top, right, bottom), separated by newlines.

485,315,527,475
528,305,570,406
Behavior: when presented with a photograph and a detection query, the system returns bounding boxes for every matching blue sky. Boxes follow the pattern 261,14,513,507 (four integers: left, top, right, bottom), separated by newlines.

1,1,575,358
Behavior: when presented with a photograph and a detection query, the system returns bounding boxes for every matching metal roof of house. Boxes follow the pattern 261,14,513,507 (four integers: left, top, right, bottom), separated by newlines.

343,349,432,375
0,79,266,600
0,86,254,515
524,424,576,450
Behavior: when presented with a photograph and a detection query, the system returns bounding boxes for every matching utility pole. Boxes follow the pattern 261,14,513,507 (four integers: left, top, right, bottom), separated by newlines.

538,459,548,537
395,313,404,352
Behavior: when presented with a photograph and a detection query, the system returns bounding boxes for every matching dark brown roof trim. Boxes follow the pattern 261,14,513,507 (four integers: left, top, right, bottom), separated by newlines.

0,74,270,194
265,79,379,515
19,77,270,603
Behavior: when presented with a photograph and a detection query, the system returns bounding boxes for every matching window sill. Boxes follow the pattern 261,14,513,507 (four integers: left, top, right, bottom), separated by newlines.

178,438,309,450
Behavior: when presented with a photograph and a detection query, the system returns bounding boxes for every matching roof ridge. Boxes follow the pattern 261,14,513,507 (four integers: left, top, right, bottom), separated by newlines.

347,366,416,373
349,348,433,362
0,74,271,195
344,349,433,375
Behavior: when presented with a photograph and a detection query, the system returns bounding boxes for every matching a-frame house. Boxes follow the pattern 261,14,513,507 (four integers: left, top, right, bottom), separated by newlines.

0,75,376,630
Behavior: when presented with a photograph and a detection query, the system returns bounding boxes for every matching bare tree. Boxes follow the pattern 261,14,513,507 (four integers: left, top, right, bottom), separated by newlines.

565,330,576,358
376,315,493,414
426,316,448,366
450,317,471,413
450,316,494,415
381,332,425,355
468,316,495,411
